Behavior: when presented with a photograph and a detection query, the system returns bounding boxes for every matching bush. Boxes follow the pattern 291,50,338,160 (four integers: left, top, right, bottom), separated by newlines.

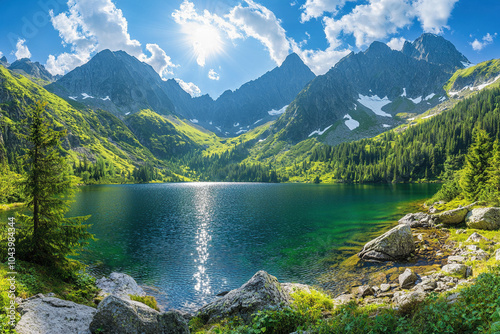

129,294,159,311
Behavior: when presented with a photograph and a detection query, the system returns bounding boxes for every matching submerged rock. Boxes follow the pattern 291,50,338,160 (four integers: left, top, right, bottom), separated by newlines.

358,225,415,262
433,207,468,225
96,272,145,299
197,270,291,324
466,207,500,230
399,212,435,228
15,295,96,334
89,295,189,334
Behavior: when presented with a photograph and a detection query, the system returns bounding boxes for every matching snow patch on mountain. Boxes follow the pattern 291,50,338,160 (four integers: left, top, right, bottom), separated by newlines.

101,96,111,101
236,129,248,135
81,93,94,99
190,119,199,124
233,123,240,127
69,96,77,101
383,124,391,128
409,96,422,104
343,114,359,130
268,105,288,116
461,61,474,68
439,96,447,102
308,124,333,137
357,94,392,117
424,93,435,100
401,88,407,97
254,119,263,125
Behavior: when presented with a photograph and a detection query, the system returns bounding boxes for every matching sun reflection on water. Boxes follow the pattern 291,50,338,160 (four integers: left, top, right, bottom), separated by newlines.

192,185,213,302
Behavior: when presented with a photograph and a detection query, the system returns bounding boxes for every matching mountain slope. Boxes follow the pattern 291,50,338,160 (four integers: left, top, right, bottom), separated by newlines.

445,59,500,96
8,58,55,84
46,50,175,116
272,33,468,145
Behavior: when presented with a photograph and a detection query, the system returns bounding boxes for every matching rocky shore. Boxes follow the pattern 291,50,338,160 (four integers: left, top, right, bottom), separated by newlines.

13,205,500,333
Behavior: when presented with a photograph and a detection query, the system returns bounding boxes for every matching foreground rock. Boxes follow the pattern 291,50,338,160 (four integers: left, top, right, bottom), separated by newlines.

15,294,96,334
399,269,418,289
358,225,415,261
433,207,469,225
197,270,290,324
466,207,500,230
399,212,435,228
89,295,189,334
442,264,471,278
96,272,146,299
281,283,312,296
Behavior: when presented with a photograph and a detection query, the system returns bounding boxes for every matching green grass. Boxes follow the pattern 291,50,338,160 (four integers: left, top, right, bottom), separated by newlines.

444,59,500,93
129,294,159,311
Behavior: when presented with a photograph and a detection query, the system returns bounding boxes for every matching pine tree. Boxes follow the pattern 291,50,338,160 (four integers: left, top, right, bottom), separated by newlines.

17,101,93,269
460,128,493,201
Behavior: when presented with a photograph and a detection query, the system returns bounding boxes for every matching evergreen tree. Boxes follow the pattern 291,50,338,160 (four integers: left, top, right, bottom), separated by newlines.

460,128,493,201
17,101,93,269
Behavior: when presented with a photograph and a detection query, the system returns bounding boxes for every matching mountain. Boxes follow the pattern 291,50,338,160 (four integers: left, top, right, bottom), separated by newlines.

402,33,470,71
272,33,468,144
444,59,500,96
46,50,175,116
0,56,9,67
162,53,315,136
8,58,55,83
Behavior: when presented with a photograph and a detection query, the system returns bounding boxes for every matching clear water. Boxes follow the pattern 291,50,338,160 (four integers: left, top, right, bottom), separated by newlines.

1,182,439,310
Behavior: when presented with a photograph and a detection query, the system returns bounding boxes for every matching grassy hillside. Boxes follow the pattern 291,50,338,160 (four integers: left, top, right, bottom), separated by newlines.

444,59,500,93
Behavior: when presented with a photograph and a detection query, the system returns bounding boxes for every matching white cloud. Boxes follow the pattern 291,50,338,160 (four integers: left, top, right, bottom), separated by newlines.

387,37,406,50
323,0,414,49
175,78,202,97
139,43,177,78
15,39,32,59
228,0,290,65
413,0,458,34
0,51,3,58
471,32,497,51
208,69,220,80
300,0,349,22
290,40,350,75
46,0,176,78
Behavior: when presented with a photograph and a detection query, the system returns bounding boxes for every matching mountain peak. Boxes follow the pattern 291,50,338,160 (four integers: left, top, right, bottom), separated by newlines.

281,53,304,67
365,41,392,55
9,58,54,82
402,33,468,71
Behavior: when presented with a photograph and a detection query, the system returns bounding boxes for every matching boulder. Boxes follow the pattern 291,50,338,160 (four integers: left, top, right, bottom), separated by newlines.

334,294,353,304
442,264,470,278
399,269,418,289
355,285,374,298
380,284,391,293
358,225,415,262
96,272,145,299
466,232,487,243
466,207,500,230
89,295,189,334
399,212,435,228
496,249,500,261
433,207,468,225
447,256,466,264
196,270,290,324
15,295,96,334
393,291,426,308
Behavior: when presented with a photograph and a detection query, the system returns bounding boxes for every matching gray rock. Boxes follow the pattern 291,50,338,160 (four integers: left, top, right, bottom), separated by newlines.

455,229,467,234
15,296,96,334
196,270,290,324
90,295,189,334
399,269,418,289
281,283,312,296
96,272,145,299
355,285,375,298
466,232,486,243
433,207,468,225
442,264,469,278
334,294,353,304
466,207,500,230
393,291,426,308
358,225,415,262
447,256,466,264
496,249,500,261
158,311,190,334
399,212,435,228
380,284,391,292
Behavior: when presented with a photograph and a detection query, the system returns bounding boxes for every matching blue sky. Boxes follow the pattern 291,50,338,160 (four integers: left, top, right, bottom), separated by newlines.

0,0,498,99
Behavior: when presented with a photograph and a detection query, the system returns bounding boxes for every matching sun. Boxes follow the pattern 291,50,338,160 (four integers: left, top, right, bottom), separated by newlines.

187,23,224,67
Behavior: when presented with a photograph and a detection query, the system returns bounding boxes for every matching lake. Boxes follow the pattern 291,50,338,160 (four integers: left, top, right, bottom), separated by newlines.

3,182,440,310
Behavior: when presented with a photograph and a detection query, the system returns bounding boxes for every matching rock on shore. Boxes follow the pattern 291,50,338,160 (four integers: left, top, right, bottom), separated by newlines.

358,224,415,261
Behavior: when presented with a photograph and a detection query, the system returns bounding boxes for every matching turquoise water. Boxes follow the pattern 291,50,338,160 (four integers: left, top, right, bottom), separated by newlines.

1,182,439,310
